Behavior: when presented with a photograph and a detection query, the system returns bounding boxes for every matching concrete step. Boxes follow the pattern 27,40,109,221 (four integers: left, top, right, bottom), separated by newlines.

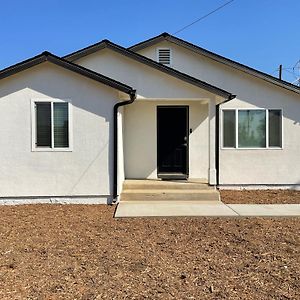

123,180,213,190
121,190,220,202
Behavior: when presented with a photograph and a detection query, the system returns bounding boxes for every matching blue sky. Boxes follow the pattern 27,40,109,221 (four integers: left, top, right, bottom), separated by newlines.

1,0,300,83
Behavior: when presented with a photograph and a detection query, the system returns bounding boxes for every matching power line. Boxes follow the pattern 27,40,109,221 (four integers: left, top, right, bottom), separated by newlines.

284,69,297,77
271,64,300,79
272,61,300,85
174,0,235,35
271,70,278,75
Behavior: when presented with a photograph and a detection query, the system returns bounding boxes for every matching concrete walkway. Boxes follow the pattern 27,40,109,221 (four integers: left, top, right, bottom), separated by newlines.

228,204,300,217
114,202,300,218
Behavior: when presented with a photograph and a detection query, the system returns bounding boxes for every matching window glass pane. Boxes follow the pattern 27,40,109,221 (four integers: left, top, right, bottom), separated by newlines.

54,103,69,148
223,110,236,147
36,102,51,147
238,110,266,148
269,110,282,147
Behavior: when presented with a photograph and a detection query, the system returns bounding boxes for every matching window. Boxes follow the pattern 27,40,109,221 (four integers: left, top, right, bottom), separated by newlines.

238,110,266,148
269,110,282,147
223,110,236,148
32,100,72,151
157,48,172,65
222,109,282,149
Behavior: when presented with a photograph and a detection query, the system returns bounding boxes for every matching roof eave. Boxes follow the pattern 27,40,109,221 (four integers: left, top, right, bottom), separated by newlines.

129,33,300,95
165,36,300,95
105,42,233,98
0,54,46,81
63,40,232,98
0,52,134,95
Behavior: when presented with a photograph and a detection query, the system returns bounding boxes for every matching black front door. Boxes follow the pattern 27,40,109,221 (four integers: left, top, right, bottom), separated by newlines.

157,106,189,178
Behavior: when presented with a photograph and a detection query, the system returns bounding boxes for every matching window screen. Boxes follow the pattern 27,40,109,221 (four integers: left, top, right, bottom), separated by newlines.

54,103,69,148
36,102,51,147
35,101,69,149
223,110,236,147
269,110,282,147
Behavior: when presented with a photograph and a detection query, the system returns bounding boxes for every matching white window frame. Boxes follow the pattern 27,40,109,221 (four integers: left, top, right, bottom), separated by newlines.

31,98,73,152
156,48,172,66
221,108,283,150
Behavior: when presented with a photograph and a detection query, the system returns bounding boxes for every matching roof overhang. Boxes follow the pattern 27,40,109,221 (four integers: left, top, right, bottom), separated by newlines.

0,51,135,95
129,32,300,95
64,40,234,100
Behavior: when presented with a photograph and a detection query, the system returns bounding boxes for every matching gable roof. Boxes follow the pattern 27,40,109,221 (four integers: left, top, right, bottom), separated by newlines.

0,51,135,95
64,40,235,99
129,32,300,95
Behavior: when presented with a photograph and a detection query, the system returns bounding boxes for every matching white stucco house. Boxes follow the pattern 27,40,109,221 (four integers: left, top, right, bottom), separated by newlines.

0,32,299,204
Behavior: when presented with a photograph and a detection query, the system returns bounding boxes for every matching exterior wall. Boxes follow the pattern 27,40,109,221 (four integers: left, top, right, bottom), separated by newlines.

0,62,119,199
137,42,300,185
219,94,300,185
124,100,209,180
74,47,218,182
74,49,213,100
117,107,125,196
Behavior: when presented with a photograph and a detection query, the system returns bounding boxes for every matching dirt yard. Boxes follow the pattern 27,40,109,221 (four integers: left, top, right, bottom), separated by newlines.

0,205,299,299
221,189,300,204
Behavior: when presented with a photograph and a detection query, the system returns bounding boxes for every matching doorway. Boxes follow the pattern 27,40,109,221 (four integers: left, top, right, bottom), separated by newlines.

157,106,189,179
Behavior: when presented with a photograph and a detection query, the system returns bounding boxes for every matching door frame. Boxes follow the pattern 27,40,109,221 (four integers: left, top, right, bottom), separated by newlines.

156,105,189,179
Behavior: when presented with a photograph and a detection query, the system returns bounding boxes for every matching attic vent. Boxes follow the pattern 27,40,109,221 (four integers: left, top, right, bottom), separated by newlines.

157,48,171,65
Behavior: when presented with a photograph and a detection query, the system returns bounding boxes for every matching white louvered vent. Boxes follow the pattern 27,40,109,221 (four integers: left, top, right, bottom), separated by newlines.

157,48,171,65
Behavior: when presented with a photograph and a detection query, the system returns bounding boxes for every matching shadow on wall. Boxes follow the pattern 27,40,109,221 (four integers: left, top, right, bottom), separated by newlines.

123,101,208,179
68,141,109,195
0,63,117,196
221,72,300,127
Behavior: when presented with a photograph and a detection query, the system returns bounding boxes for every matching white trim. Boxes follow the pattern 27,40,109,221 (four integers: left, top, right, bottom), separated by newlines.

0,196,111,205
208,98,217,185
281,108,284,149
218,184,300,191
31,100,36,152
156,47,172,66
135,97,210,102
68,102,74,151
266,109,269,148
221,108,283,150
50,101,54,149
31,98,73,152
235,108,238,148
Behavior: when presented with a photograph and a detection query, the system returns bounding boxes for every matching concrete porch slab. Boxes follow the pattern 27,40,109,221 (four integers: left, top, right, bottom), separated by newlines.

227,204,300,217
114,201,238,218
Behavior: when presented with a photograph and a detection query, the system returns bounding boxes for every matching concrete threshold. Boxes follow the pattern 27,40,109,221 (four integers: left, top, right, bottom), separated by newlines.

114,202,300,218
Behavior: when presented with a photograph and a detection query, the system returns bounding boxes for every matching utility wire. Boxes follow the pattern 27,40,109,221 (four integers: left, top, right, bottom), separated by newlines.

174,0,235,34
271,69,278,75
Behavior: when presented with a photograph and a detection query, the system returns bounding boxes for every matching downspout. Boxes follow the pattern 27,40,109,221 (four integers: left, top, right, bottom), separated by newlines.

113,90,136,202
215,94,236,186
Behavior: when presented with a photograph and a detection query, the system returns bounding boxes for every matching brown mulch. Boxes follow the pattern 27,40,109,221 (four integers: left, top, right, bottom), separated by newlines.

221,189,300,204
0,205,299,299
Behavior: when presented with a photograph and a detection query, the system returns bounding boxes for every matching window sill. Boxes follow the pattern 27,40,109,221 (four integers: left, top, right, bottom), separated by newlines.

32,147,73,152
221,147,283,150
